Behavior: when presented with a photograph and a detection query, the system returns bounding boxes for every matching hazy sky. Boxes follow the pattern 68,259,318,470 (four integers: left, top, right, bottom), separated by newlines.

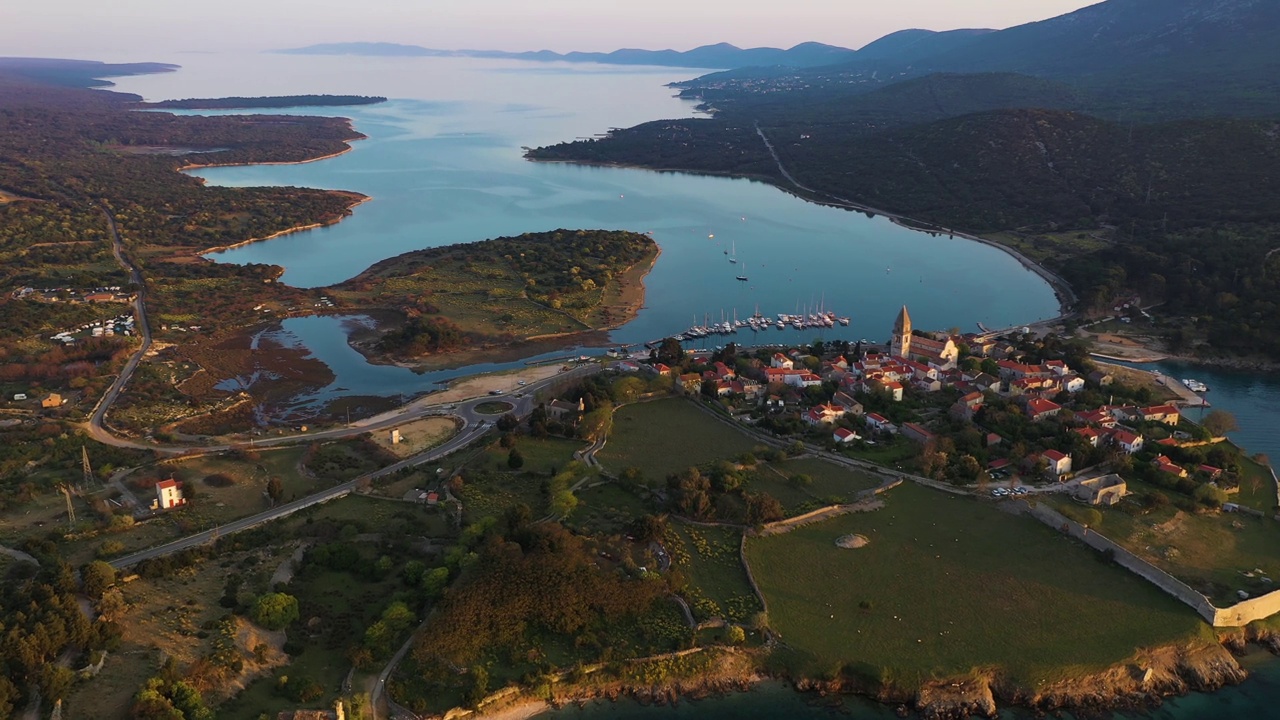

5,0,1101,60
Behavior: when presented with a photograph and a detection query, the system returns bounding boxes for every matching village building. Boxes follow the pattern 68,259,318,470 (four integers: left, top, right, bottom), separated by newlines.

546,398,585,422
865,413,894,432
678,373,702,393
831,391,864,416
1075,475,1127,506
1110,429,1144,454
1140,404,1181,425
890,305,959,370
804,403,846,426
950,391,985,422
1074,427,1106,447
871,378,904,402
1042,449,1072,477
41,393,63,409
154,479,186,510
770,353,793,370
1025,397,1062,422
902,422,936,446
833,427,859,443
1088,370,1114,386
1076,409,1117,428
1154,455,1187,477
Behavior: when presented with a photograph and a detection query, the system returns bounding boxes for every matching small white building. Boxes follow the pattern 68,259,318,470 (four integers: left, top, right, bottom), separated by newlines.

154,479,186,510
12,393,27,401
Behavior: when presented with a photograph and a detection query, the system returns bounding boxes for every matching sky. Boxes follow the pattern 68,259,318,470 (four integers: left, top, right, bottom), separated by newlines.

4,0,1102,60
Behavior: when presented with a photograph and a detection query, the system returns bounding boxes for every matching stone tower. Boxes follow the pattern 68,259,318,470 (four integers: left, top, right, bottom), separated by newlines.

891,305,912,358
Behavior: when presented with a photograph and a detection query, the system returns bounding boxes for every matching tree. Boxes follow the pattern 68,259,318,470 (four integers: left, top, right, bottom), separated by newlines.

745,492,784,525
726,625,746,644
631,514,666,543
496,413,519,432
619,466,644,487
266,476,284,503
656,337,685,367
82,560,117,599
1201,410,1239,437
421,567,450,599
466,665,490,706
0,676,18,720
251,592,300,631
38,664,74,704
507,448,524,470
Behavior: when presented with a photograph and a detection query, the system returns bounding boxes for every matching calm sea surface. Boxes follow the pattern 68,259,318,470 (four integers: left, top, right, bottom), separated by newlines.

108,55,1280,717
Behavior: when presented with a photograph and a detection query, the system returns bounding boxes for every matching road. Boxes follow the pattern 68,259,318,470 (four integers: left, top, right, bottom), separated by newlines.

105,364,602,569
755,122,1078,307
106,420,486,569
85,208,156,451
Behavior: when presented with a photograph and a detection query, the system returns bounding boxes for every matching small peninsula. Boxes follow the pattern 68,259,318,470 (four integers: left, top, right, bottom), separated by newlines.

328,229,659,366
143,94,388,109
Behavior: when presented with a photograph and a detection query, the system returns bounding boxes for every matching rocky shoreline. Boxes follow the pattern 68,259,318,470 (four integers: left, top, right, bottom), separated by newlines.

457,630,1280,720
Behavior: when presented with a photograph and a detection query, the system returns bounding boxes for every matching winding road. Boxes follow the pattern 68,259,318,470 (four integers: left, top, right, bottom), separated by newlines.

86,208,156,451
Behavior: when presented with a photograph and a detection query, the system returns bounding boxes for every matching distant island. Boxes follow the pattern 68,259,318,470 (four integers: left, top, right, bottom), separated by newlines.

143,94,388,109
274,40,871,69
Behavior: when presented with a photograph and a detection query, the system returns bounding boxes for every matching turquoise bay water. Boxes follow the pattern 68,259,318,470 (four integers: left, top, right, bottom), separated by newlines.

108,56,1280,718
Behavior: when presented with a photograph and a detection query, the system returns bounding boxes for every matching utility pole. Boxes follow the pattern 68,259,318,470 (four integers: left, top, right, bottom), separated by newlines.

60,484,76,527
82,445,95,489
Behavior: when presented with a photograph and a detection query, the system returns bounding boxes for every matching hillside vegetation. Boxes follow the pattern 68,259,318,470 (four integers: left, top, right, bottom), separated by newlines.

332,229,657,357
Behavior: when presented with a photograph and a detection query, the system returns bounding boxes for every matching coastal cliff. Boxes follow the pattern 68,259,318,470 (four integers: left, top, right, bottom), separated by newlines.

506,632,1271,720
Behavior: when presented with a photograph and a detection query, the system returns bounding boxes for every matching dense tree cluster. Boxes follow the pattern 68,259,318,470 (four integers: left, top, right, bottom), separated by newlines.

0,550,120,715
411,522,665,667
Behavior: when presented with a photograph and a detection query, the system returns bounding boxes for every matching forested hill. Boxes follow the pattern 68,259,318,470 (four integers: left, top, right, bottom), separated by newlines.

679,0,1280,121
0,57,177,89
277,41,860,69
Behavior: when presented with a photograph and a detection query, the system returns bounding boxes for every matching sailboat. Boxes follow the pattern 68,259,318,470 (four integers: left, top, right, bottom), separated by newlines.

728,240,737,264
736,263,748,282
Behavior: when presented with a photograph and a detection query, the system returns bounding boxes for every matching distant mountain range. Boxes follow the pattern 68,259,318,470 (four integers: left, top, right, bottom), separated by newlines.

276,40,875,69
689,0,1280,116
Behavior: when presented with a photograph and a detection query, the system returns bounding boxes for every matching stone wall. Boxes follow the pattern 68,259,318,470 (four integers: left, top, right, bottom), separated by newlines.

1016,502,1226,624
1209,588,1280,626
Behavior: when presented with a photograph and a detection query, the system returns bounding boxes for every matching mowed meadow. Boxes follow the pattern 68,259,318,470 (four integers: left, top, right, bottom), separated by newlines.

745,483,1210,688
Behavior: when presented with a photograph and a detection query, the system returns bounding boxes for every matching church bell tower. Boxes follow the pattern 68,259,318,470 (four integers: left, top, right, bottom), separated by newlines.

891,305,912,358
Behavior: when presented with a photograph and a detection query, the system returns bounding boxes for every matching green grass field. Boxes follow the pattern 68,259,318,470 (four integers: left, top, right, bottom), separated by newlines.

668,523,762,623
745,483,1208,688
597,399,759,481
568,481,653,535
1235,455,1278,512
479,435,584,476
1043,486,1280,606
780,458,883,503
